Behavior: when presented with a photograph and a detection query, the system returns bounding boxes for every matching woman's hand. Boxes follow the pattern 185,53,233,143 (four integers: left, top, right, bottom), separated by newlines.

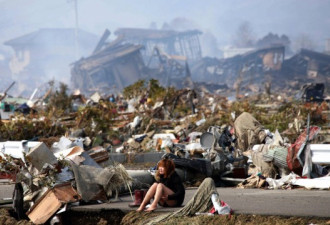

161,195,168,201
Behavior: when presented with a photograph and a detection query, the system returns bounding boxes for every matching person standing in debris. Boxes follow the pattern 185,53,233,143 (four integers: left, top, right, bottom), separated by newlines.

264,81,271,98
187,88,197,114
137,158,185,212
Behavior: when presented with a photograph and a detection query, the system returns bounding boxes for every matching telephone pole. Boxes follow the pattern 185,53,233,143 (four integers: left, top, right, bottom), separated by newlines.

73,0,79,59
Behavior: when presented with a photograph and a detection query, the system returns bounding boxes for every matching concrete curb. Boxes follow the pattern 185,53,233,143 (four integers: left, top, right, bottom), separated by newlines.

109,152,163,164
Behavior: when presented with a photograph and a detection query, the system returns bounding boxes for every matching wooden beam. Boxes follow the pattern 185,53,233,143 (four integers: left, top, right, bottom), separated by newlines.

93,29,111,54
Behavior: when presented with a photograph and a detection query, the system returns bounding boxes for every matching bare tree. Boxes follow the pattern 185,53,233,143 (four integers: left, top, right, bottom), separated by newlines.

233,21,255,48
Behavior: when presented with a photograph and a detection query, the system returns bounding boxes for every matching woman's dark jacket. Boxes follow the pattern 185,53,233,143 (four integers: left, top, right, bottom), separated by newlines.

156,171,185,206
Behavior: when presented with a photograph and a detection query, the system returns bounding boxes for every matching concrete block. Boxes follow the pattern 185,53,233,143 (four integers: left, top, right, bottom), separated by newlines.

109,152,163,164
133,152,163,163
109,153,127,163
27,142,58,171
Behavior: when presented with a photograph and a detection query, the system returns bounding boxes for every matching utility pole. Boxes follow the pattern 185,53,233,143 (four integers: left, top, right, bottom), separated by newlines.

67,0,80,59
71,0,80,60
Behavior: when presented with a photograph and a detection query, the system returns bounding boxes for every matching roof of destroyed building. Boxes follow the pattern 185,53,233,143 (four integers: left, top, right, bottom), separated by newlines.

219,45,285,66
230,45,285,61
73,43,143,71
4,28,98,47
294,48,330,63
283,48,330,75
114,28,202,40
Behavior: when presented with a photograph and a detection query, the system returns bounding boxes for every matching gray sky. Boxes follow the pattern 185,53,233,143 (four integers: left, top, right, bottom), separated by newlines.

1,0,330,53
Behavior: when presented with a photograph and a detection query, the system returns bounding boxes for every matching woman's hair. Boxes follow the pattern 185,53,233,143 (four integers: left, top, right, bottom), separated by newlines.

156,158,175,178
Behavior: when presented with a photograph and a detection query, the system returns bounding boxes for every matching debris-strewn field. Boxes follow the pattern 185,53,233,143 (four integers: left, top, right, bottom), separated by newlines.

1,4,330,224
0,79,329,224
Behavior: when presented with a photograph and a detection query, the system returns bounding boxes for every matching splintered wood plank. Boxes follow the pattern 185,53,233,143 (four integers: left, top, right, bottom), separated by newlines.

27,184,80,224
27,190,62,224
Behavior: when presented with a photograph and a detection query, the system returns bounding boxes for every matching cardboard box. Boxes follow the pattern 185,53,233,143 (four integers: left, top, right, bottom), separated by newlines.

27,183,80,224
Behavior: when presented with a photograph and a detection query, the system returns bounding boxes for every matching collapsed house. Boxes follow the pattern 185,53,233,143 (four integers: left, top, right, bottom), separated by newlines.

114,28,203,63
191,46,330,95
0,50,13,92
70,36,330,98
115,28,201,88
4,28,98,96
147,47,194,89
282,48,330,89
191,46,285,93
71,37,147,93
71,29,196,94
73,29,330,96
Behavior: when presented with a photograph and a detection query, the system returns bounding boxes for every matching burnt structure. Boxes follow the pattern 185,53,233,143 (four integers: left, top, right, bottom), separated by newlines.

71,29,195,94
282,48,330,87
4,28,98,95
71,27,330,96
193,46,330,95
191,46,285,92
147,46,194,88
71,38,147,94
114,28,202,63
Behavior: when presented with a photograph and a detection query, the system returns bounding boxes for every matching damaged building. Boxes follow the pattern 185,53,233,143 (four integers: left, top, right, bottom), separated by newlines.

4,28,98,96
114,28,203,63
0,50,13,92
191,45,285,93
71,28,197,93
70,27,330,96
282,48,330,89
191,46,330,95
71,37,147,94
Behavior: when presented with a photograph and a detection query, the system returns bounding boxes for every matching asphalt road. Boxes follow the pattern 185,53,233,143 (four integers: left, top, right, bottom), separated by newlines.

69,187,330,218
1,184,330,218
217,188,330,218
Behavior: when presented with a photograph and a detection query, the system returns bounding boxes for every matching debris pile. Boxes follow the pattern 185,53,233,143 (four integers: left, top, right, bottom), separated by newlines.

0,136,132,224
0,77,329,223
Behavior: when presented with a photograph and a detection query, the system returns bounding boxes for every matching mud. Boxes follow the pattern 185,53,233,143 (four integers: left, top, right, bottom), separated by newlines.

1,208,330,225
0,208,33,225
60,209,125,225
121,211,330,225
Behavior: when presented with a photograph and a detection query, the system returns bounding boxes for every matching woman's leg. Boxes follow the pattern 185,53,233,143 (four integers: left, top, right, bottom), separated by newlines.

136,183,158,212
145,183,176,211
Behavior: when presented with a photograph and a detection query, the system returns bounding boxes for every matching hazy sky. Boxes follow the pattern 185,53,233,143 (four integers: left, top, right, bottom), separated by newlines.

1,0,330,53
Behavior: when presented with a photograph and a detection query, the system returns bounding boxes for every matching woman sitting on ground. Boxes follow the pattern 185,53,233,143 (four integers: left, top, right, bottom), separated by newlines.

137,158,185,212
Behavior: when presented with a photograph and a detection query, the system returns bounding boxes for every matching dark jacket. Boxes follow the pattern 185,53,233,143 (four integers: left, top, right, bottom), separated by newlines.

156,171,185,206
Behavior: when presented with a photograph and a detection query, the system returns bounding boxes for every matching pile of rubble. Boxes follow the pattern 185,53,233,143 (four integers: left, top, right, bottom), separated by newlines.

0,137,132,224
0,79,329,224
